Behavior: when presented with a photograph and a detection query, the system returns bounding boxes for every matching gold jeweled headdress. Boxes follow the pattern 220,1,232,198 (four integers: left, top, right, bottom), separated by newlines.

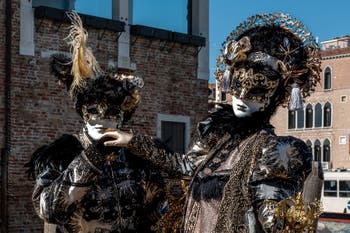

215,13,321,109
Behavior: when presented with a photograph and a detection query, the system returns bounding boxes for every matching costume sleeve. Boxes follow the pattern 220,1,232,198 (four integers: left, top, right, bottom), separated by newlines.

128,135,208,177
250,135,312,231
32,148,102,224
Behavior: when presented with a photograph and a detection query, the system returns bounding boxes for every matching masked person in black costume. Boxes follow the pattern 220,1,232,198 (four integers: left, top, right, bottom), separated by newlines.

100,13,322,233
26,12,165,233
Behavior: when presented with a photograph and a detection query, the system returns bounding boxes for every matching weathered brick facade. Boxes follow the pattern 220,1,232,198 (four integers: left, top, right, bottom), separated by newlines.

0,2,208,232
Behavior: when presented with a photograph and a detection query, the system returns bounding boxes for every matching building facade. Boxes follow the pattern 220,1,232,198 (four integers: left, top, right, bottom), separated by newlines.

210,35,350,174
209,36,350,214
271,36,350,171
0,0,209,232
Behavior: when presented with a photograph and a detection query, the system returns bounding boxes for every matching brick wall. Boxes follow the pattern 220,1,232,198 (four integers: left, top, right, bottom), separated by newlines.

0,0,5,151
0,1,5,230
129,36,208,136
0,2,208,232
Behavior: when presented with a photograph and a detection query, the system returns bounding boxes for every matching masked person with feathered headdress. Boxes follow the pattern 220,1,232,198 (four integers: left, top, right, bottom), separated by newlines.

25,12,166,233
101,13,322,233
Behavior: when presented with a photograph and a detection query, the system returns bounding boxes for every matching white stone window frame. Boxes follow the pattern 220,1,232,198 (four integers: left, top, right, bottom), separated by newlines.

341,95,347,103
323,102,333,128
323,66,333,91
157,113,191,152
339,136,347,145
20,0,35,56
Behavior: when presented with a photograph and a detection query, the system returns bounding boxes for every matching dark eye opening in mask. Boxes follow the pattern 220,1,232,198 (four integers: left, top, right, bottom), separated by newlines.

87,106,99,115
105,108,120,117
232,79,242,92
247,87,269,96
248,63,280,80
234,60,281,80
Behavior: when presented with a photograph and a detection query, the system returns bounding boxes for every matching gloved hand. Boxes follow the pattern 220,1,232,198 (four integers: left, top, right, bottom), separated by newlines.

101,130,134,147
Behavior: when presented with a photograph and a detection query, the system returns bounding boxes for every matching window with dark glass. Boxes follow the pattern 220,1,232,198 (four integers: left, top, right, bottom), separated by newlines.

306,140,312,155
208,88,212,97
324,67,332,90
75,0,112,19
323,139,331,162
339,180,350,197
305,104,313,128
324,180,337,197
314,140,321,161
297,109,304,128
314,103,322,128
208,88,216,100
133,0,188,33
288,110,296,129
161,121,185,154
33,0,75,11
221,92,227,101
324,102,332,127
341,96,347,102
212,88,216,100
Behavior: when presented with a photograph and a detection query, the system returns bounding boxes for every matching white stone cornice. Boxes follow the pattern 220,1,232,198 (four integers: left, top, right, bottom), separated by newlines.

322,53,350,60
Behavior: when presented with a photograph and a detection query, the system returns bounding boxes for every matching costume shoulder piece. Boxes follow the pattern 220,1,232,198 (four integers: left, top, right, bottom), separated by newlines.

197,104,235,140
196,104,273,149
25,134,83,180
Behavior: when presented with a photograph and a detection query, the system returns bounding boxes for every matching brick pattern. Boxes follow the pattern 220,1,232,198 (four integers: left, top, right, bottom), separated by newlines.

0,2,208,232
129,36,208,136
0,0,5,150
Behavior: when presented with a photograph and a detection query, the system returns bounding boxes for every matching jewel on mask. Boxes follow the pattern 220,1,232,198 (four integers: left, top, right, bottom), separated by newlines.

214,13,321,110
224,36,251,64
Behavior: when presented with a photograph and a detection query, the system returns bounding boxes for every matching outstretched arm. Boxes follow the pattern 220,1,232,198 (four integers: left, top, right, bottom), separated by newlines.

102,130,208,177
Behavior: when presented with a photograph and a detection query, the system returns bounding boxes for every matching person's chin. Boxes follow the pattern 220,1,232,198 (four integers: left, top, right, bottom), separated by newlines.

88,132,104,141
234,109,251,118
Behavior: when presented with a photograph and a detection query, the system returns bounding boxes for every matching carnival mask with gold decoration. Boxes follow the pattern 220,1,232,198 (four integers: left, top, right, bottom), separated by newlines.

215,13,321,112
50,12,144,129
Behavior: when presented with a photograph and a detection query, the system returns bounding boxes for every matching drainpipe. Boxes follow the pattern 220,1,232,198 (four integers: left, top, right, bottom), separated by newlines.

1,0,12,231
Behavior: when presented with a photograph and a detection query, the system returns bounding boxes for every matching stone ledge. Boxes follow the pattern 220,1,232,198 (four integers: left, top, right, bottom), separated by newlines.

131,24,206,47
33,6,125,32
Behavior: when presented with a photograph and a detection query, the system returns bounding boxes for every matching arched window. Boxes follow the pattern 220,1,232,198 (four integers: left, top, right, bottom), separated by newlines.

305,104,313,128
288,110,296,129
297,108,304,128
324,102,332,127
314,140,321,161
323,139,331,162
315,103,322,128
221,91,227,101
306,140,312,155
324,67,332,90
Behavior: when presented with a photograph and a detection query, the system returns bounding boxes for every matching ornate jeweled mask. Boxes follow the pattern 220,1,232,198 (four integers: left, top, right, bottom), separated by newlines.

215,13,321,110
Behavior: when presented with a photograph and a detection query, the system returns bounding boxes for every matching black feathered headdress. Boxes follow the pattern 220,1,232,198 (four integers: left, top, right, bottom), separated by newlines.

50,12,143,124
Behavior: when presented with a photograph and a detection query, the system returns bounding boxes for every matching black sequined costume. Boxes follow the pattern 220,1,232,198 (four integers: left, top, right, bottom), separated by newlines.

25,12,166,233
27,132,165,233
127,106,312,233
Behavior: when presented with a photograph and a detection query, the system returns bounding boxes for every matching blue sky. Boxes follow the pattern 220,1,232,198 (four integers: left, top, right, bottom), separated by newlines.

209,0,350,83
76,0,350,83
